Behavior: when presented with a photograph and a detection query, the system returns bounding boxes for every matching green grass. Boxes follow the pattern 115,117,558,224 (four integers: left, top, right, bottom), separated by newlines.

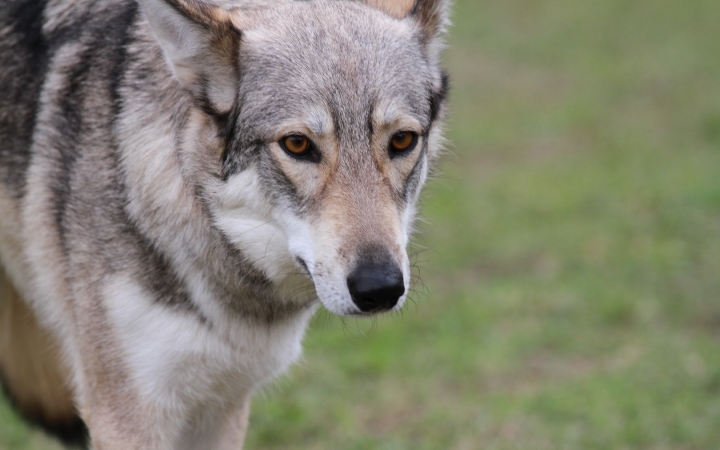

3,0,720,448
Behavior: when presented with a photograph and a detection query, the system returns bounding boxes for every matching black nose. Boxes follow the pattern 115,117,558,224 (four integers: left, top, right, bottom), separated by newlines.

347,262,405,313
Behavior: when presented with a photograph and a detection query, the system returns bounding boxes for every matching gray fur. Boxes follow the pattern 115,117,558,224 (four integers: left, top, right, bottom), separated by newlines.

0,0,449,447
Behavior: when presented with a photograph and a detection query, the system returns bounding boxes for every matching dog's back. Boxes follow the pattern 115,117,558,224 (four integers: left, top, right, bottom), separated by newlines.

0,0,75,442
0,1,141,445
0,1,47,200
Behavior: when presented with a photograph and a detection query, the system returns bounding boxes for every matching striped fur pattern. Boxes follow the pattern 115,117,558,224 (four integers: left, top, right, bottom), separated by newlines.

0,0,449,448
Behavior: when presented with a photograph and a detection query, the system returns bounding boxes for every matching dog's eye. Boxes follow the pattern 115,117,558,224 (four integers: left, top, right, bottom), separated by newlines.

279,134,321,163
389,131,418,157
281,135,310,155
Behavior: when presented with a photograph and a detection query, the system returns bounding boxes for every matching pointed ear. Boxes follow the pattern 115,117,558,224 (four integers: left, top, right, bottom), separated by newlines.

138,0,243,113
365,0,451,44
364,0,415,19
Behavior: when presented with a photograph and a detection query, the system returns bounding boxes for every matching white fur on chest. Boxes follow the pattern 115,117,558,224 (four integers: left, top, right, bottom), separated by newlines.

104,274,313,441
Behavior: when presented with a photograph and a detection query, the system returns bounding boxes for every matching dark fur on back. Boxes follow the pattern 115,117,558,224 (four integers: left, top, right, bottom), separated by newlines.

0,1,134,444
0,0,48,198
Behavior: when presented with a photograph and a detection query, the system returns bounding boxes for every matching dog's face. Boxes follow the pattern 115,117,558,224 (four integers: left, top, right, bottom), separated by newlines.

140,0,449,315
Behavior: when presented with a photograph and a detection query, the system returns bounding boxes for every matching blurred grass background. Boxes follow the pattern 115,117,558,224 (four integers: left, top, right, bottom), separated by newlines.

3,0,720,448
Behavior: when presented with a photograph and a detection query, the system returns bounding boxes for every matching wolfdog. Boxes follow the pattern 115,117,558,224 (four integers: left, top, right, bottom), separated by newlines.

0,0,449,447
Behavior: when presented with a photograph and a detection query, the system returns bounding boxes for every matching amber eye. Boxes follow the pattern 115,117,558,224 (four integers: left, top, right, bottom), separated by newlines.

281,135,310,155
389,131,418,156
279,134,321,163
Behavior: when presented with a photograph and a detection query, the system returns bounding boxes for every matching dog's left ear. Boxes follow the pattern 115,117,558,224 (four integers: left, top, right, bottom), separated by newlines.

365,0,450,46
138,0,244,113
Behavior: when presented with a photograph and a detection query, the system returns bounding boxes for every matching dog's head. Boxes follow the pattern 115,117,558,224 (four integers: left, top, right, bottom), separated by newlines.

139,0,449,316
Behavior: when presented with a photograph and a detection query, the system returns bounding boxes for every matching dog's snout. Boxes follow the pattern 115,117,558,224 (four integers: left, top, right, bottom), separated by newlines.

347,262,404,313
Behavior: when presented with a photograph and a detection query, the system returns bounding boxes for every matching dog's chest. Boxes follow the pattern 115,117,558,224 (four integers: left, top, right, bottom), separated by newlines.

103,275,312,412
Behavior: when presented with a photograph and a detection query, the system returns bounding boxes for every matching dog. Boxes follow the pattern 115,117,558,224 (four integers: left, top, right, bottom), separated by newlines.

0,0,449,447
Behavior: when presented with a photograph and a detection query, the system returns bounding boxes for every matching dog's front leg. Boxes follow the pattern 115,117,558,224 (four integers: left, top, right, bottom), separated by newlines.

76,356,252,450
71,279,259,449
72,349,169,450
75,380,163,449
80,406,160,450
68,296,182,449
215,398,251,450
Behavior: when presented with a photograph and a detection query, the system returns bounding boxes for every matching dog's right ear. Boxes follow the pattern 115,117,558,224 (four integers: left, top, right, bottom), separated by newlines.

365,0,451,47
137,0,244,113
